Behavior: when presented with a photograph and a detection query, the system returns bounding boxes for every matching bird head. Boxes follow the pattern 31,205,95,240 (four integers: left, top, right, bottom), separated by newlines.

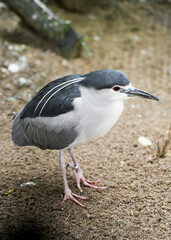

82,69,159,102
112,83,159,101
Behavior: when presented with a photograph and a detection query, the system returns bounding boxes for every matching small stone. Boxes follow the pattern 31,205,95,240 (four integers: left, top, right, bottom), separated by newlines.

140,50,147,55
8,63,20,73
5,96,16,102
93,36,100,41
18,77,32,87
13,44,26,53
20,182,36,187
138,136,152,147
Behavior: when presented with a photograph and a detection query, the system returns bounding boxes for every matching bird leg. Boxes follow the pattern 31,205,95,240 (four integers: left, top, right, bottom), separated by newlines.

59,151,87,208
68,148,106,193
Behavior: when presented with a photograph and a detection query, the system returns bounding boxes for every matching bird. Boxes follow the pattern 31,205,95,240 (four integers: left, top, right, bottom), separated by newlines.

12,69,159,208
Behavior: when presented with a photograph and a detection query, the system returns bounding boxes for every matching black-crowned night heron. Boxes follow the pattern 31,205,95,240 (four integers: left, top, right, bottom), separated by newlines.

12,69,159,207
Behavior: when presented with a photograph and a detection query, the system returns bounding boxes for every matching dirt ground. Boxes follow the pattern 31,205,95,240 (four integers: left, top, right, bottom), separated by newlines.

0,1,171,240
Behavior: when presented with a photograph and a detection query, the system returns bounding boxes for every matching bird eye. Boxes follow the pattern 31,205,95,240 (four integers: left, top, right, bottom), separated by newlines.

113,86,120,91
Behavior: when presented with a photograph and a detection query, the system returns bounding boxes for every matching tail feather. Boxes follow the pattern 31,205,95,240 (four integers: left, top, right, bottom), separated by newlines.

12,112,29,146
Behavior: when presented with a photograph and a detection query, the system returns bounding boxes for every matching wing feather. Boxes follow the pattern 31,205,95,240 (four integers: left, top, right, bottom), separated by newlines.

12,75,83,149
20,111,79,150
20,75,83,118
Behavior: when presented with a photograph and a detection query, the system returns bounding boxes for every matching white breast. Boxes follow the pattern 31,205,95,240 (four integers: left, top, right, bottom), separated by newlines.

69,87,124,147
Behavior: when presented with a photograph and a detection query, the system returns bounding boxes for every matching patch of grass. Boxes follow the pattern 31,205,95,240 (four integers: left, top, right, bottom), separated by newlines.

81,39,92,57
130,25,141,32
156,124,171,158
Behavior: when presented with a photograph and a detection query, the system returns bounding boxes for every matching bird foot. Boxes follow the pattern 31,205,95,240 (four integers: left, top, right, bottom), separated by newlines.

67,163,106,193
77,176,106,193
61,189,88,208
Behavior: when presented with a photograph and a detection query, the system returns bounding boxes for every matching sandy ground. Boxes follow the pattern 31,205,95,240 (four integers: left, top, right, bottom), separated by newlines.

0,2,171,240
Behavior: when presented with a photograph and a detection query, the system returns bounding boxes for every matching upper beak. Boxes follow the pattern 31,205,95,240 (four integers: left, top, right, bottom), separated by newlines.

123,86,159,101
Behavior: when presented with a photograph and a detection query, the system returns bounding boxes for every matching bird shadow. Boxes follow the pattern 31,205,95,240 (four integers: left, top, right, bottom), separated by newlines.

0,176,71,240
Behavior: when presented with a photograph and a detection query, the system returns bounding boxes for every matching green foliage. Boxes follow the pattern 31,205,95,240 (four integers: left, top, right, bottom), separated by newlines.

81,40,92,57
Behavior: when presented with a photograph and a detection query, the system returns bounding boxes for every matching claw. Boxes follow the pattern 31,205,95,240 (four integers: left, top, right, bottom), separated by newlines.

85,179,101,184
74,169,105,192
76,181,83,193
61,190,88,208
81,178,106,190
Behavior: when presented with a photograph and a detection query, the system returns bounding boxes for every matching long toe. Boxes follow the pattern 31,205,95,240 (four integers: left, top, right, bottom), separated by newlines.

82,178,106,190
76,181,83,193
84,179,100,184
73,167,105,191
61,192,88,208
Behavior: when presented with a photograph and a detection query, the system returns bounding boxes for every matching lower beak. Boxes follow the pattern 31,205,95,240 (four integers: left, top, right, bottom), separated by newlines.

125,87,159,101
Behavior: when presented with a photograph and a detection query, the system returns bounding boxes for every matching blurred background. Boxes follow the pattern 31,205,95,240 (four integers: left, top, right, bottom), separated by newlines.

0,0,171,240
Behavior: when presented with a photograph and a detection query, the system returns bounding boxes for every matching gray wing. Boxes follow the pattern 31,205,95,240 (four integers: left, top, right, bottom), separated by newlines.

12,110,79,150
12,74,83,150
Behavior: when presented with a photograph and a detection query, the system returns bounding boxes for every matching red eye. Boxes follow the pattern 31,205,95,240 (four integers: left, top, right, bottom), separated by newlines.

113,86,120,91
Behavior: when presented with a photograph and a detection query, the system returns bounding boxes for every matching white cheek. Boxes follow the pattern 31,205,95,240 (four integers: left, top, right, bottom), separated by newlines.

112,92,128,101
112,83,132,100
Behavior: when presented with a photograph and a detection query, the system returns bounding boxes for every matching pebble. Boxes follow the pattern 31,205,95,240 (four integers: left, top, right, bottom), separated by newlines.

20,182,36,187
18,77,32,87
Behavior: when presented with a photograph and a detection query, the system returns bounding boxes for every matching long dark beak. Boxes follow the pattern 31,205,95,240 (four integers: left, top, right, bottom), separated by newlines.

123,86,159,101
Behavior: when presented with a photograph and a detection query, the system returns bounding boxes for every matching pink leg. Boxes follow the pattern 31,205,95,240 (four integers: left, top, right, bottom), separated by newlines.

59,151,87,208
68,148,106,193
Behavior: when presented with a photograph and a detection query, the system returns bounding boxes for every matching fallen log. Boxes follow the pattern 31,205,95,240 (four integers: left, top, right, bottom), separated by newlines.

3,0,82,58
